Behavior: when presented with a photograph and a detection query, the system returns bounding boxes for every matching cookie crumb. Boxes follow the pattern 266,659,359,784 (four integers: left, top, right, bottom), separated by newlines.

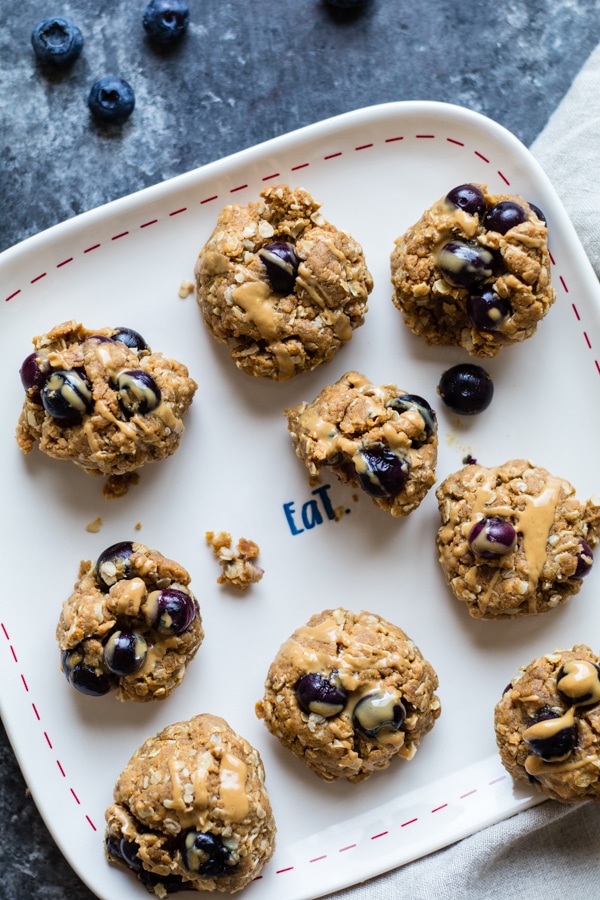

178,278,195,298
103,472,140,499
205,531,264,590
134,522,142,531
85,516,103,533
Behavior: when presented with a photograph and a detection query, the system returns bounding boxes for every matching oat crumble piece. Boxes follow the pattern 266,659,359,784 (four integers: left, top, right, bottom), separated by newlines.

205,531,264,590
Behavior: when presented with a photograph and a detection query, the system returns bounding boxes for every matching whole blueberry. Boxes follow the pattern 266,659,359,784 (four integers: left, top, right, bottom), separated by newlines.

144,589,197,635
445,184,487,218
528,202,547,225
112,327,149,353
468,516,517,559
353,690,406,738
259,241,300,294
357,443,410,498
524,707,577,762
41,369,93,422
62,649,113,697
116,370,161,417
467,288,511,332
19,351,51,402
88,77,135,125
143,0,190,45
557,659,600,707
103,630,148,677
95,541,135,590
182,831,235,876
295,672,347,717
438,363,494,415
31,17,83,67
436,240,495,289
484,201,527,235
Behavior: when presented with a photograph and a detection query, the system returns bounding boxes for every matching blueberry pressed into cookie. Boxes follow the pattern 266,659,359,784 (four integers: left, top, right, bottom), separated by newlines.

285,370,438,517
105,713,276,893
256,607,441,783
194,184,373,380
57,541,203,701
390,183,555,356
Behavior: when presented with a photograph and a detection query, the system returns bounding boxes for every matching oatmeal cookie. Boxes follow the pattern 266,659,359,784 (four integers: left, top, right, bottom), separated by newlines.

105,713,276,894
57,540,203,702
16,321,197,494
285,371,438,517
390,183,555,356
256,608,441,783
495,646,600,802
436,459,600,619
194,184,372,380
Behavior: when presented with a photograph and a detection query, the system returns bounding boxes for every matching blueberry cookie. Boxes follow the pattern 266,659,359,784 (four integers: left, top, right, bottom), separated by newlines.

105,713,276,894
194,184,372,380
390,183,555,356
436,459,600,619
255,608,441,783
57,541,203,702
16,320,197,496
285,371,438,517
495,646,600,802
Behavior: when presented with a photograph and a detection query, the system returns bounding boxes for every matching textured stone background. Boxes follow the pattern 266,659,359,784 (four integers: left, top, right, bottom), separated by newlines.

1,0,600,897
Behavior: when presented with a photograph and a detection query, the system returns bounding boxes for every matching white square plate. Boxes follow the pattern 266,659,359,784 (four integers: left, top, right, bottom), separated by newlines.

2,101,599,899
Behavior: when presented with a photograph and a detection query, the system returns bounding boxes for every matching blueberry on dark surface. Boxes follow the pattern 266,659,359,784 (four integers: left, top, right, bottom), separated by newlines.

143,0,190,44
387,393,437,442
353,690,406,737
436,240,494,288
112,327,149,353
445,184,487,217
95,541,135,590
144,588,197,635
528,201,547,225
103,630,148,676
573,539,594,579
524,707,577,761
483,201,527,234
437,363,494,415
258,241,300,293
295,672,347,716
62,649,113,697
116,370,161,417
467,288,511,331
88,77,135,125
557,659,600,707
31,17,83,67
19,351,51,401
356,443,410,498
41,369,93,421
468,516,517,559
182,831,236,876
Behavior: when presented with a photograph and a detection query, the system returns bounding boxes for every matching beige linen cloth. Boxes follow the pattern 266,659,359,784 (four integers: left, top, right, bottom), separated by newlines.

327,44,600,900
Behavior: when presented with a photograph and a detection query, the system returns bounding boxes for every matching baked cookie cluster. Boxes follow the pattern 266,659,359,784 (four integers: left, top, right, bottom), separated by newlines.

16,320,197,496
495,647,600,802
105,713,276,893
286,370,438,517
195,184,373,381
436,459,600,619
256,608,441,783
57,541,204,702
390,183,555,356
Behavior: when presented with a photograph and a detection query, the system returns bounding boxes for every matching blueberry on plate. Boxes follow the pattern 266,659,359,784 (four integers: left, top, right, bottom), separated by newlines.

88,76,135,125
31,17,83,67
143,0,190,44
437,363,494,415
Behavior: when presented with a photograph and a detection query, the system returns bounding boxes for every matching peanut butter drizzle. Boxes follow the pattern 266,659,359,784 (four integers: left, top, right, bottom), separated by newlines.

112,577,146,616
272,341,295,380
166,758,187,811
523,707,576,751
219,753,249,823
525,751,597,777
559,659,600,706
231,281,278,340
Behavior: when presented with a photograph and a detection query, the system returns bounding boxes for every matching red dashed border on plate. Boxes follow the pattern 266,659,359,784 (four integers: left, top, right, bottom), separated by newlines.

0,128,568,880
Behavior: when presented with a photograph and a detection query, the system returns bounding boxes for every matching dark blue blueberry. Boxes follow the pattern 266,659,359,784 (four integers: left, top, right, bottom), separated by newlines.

295,672,347,716
525,707,577,762
182,831,236,876
88,77,135,125
19,351,51,402
484,201,527,234
438,364,494,415
112,327,149,353
259,242,300,294
62,648,113,697
468,516,517,559
103,630,148,677
31,17,83,67
436,240,494,288
557,660,600,706
528,202,547,225
143,0,190,44
95,541,135,590
353,690,406,738
467,288,511,332
116,370,161,418
144,589,197,635
445,184,487,218
573,539,594,579
41,369,93,422
387,394,437,443
357,443,410,498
